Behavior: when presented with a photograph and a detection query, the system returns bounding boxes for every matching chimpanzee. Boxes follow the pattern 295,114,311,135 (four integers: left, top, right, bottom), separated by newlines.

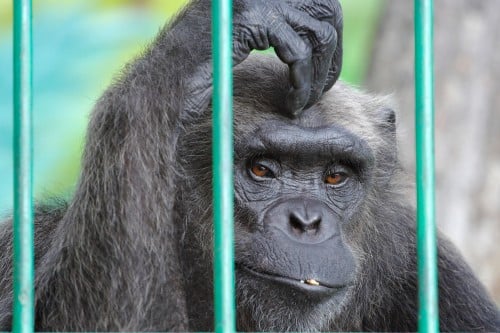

1,0,499,331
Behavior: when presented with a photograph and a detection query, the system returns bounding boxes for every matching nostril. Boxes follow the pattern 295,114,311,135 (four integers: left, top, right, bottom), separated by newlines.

308,217,321,231
290,213,304,234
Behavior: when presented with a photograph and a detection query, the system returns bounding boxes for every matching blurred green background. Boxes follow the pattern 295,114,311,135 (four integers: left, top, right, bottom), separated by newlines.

0,0,383,214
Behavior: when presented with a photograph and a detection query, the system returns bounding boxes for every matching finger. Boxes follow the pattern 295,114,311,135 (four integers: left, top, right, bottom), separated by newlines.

268,22,313,115
232,20,271,64
287,58,313,115
287,0,341,23
307,30,336,108
323,35,342,93
285,0,344,93
322,1,343,92
281,7,337,108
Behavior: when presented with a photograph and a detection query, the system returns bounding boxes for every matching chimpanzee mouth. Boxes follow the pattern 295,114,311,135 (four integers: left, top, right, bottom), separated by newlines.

236,264,344,296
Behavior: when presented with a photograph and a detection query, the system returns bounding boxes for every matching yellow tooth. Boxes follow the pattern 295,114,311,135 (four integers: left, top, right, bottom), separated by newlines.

305,279,320,286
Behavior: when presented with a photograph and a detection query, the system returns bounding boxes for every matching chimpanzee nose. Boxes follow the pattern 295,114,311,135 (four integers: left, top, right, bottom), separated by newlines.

264,198,339,244
289,211,321,234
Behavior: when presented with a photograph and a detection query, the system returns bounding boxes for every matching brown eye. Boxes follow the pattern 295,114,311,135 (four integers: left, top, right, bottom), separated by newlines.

251,163,273,178
325,172,346,185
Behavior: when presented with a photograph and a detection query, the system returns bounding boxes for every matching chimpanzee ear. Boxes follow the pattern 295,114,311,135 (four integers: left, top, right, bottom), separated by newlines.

377,107,396,134
374,107,398,183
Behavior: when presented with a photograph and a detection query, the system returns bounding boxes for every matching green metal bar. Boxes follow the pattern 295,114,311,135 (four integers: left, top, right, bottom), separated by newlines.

414,0,438,332
212,0,236,332
12,0,35,333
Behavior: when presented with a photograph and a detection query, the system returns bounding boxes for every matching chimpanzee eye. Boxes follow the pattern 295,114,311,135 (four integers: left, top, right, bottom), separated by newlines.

250,163,274,178
325,172,348,186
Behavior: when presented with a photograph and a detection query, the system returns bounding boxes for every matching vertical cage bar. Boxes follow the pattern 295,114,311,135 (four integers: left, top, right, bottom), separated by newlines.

414,0,438,332
212,0,236,332
12,0,35,332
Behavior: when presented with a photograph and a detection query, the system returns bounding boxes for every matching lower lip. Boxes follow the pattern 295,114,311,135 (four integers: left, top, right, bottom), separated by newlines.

238,265,342,296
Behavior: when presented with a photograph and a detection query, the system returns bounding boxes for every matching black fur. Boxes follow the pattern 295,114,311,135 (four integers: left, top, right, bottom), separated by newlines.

1,1,499,331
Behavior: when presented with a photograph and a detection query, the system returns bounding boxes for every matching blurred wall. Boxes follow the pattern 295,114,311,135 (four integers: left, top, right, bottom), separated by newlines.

366,0,500,303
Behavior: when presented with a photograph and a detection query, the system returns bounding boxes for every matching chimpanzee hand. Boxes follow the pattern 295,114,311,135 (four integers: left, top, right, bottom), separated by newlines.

233,0,343,115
